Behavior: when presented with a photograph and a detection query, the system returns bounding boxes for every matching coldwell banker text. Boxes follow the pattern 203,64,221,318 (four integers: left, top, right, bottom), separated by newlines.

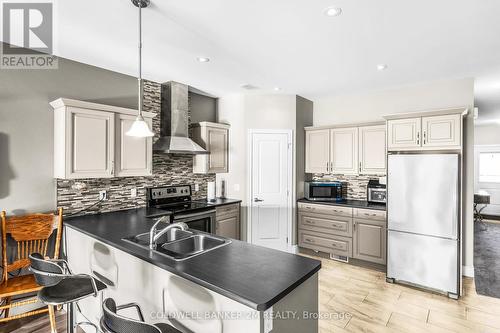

1,1,58,69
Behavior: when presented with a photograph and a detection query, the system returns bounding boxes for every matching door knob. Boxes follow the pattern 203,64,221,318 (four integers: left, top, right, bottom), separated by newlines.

254,198,264,202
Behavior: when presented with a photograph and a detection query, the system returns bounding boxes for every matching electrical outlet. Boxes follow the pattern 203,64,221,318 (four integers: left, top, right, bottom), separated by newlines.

234,184,240,192
99,190,107,201
194,184,200,192
131,188,137,198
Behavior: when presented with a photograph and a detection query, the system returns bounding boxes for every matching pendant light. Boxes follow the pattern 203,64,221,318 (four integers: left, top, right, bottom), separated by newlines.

126,0,154,137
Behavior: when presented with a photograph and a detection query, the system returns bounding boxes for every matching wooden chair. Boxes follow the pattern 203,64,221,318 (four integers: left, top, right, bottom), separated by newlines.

0,208,63,325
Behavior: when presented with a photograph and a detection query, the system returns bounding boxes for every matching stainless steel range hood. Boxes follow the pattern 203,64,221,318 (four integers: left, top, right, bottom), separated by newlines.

153,81,208,154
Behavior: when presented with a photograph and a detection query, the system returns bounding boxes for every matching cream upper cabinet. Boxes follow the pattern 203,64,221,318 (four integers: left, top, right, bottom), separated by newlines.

385,109,465,151
51,98,154,179
54,106,115,179
305,124,386,175
116,114,152,177
192,122,230,174
359,125,386,175
331,127,359,175
421,114,461,148
305,129,330,173
387,118,421,150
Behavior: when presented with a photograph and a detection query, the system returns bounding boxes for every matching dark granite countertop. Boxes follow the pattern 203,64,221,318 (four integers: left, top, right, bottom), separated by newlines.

298,198,386,211
65,208,320,311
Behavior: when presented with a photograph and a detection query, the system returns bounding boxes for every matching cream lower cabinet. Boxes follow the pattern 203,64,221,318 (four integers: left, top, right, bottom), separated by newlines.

299,203,387,265
51,98,154,179
116,114,152,176
359,125,386,175
298,202,353,259
353,208,387,265
305,129,330,173
192,122,230,174
215,203,240,240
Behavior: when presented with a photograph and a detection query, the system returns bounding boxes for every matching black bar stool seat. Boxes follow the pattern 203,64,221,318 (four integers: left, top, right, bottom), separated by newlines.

29,252,107,332
39,276,107,305
101,298,181,333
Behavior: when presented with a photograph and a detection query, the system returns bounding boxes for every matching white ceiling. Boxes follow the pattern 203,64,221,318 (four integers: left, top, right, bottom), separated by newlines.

23,0,500,116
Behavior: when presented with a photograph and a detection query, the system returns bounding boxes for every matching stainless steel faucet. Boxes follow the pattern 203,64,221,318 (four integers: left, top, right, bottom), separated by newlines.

149,216,188,249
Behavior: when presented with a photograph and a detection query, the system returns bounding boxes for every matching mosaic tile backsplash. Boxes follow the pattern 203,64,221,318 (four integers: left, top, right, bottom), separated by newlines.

312,174,382,200
56,81,215,216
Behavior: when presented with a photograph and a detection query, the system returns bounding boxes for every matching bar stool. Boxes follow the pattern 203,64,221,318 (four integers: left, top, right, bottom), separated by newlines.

28,253,107,333
100,298,181,333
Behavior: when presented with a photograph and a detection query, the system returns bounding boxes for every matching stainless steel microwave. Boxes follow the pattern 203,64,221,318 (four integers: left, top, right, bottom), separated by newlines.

304,181,347,201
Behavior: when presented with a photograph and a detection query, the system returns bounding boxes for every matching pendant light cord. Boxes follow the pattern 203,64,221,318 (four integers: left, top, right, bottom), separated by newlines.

138,2,143,118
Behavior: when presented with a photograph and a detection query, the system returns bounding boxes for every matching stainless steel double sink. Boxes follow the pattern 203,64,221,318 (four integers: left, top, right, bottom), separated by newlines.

122,228,231,261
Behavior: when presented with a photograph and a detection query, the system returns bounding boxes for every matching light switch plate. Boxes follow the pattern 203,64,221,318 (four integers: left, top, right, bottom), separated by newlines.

130,188,137,198
194,184,200,192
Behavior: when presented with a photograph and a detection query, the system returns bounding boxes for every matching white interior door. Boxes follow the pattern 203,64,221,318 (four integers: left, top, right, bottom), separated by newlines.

249,130,291,252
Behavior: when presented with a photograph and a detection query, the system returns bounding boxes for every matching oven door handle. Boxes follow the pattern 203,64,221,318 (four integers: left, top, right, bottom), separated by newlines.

173,210,216,221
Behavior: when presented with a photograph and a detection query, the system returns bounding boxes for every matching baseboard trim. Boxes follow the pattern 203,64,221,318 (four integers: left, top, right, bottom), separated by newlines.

462,265,474,277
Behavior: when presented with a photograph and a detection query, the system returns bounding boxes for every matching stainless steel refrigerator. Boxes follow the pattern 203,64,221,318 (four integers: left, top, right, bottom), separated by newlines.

386,153,460,298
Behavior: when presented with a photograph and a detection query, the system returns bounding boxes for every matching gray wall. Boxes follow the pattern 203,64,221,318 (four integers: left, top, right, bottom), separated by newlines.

189,92,217,123
0,47,137,215
0,45,213,215
295,96,313,199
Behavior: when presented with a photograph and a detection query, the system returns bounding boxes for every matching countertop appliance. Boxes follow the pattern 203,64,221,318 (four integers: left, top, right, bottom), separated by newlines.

386,154,460,299
304,181,347,202
367,179,386,204
146,185,216,233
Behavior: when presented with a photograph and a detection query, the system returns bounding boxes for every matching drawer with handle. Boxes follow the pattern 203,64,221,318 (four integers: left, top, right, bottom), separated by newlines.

299,213,352,237
299,230,352,257
298,202,352,217
216,203,240,218
353,208,386,221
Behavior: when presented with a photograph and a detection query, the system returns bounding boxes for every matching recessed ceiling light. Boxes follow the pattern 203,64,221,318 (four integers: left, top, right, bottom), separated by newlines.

197,57,210,63
274,87,282,91
377,64,388,71
324,6,342,17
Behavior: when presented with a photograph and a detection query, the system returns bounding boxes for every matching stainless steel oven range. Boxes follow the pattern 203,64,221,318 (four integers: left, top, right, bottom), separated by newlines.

145,185,216,234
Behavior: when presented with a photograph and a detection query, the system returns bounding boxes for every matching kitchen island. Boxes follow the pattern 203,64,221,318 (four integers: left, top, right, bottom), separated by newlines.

64,208,321,333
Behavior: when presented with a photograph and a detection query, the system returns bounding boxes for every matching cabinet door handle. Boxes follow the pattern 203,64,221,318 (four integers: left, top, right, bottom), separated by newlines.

359,161,362,173
111,161,115,175
254,198,264,202
305,238,314,243
353,222,356,230
305,219,315,225
423,131,427,145
417,132,420,145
